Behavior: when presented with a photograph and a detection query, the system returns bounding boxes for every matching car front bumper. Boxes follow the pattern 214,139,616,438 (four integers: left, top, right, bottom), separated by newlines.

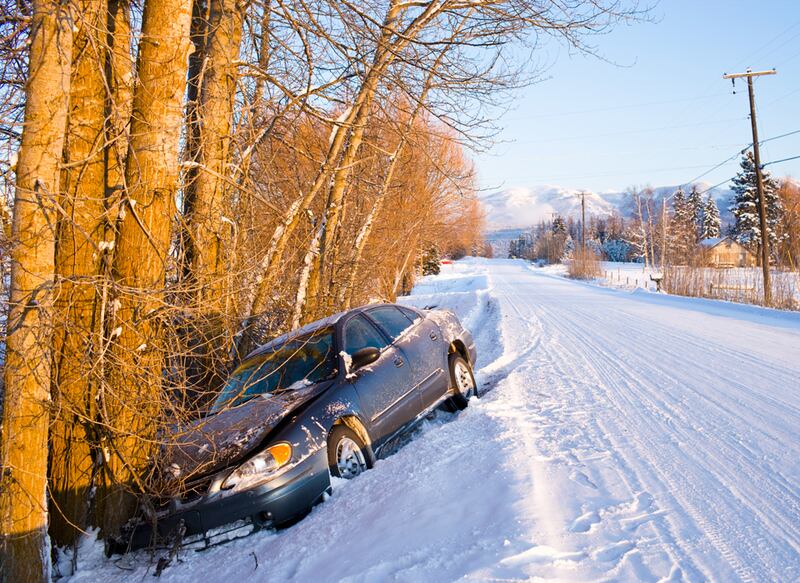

113,447,330,553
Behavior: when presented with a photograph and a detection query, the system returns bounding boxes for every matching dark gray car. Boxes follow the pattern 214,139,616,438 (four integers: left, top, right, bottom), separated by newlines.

117,303,477,551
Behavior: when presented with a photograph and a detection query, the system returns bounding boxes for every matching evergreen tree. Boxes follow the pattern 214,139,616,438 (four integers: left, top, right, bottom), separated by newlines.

687,184,704,241
671,187,695,263
602,238,630,262
729,151,783,249
552,215,567,235
518,233,527,257
421,244,441,275
701,196,722,239
562,235,575,260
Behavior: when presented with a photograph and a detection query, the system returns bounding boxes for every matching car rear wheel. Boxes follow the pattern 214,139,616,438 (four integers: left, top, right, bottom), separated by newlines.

328,425,370,479
447,355,476,411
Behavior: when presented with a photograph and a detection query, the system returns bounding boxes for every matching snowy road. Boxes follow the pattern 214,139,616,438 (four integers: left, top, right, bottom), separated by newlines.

70,258,800,582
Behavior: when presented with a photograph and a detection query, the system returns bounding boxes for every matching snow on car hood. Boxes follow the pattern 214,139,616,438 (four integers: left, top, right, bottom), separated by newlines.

158,379,333,491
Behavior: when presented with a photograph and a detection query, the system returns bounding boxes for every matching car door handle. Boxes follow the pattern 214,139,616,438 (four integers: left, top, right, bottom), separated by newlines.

393,357,404,368
429,331,438,341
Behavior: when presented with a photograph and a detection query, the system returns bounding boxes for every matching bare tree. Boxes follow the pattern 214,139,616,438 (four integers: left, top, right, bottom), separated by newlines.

0,1,72,580
49,0,115,548
0,0,649,570
182,0,245,392
101,0,193,536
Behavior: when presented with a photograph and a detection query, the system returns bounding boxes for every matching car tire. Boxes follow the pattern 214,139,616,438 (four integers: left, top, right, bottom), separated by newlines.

446,354,476,411
328,425,371,479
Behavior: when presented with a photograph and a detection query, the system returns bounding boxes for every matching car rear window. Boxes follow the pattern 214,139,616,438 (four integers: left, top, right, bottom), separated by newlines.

343,315,388,354
367,306,415,342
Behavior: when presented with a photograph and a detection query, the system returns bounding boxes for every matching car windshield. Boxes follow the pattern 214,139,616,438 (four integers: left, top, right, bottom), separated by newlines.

210,328,337,413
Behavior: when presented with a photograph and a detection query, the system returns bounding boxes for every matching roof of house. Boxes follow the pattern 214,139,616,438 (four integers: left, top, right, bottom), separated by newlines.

699,236,756,256
699,236,727,248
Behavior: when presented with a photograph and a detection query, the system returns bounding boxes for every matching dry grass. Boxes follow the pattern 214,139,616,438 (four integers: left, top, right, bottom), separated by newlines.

663,265,799,310
568,247,602,280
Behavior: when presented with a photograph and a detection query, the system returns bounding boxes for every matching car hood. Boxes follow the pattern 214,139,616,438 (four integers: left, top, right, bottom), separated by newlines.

158,380,333,492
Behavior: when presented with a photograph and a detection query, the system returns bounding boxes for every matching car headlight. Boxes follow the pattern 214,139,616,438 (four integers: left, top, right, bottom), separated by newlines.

221,443,292,490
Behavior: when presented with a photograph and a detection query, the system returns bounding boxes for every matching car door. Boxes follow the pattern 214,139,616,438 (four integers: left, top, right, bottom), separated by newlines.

342,314,417,445
365,306,448,411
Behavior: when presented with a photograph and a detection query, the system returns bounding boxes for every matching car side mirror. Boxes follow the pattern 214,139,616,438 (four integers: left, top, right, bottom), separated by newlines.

351,347,380,371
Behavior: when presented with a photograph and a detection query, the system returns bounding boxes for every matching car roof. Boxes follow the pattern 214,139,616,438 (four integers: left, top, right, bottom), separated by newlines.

244,303,413,360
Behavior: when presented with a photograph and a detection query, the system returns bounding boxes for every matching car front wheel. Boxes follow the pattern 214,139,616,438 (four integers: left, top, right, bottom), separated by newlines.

447,354,476,411
328,425,370,479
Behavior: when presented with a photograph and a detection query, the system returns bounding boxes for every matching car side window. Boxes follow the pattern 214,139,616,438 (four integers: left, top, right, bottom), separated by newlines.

343,315,388,354
398,306,420,322
366,306,414,342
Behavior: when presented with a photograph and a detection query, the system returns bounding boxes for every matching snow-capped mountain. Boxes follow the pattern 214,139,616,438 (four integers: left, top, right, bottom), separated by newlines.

481,184,733,230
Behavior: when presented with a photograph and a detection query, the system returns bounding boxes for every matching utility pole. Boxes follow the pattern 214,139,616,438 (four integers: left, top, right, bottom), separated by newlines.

661,197,667,271
578,191,587,251
723,67,776,306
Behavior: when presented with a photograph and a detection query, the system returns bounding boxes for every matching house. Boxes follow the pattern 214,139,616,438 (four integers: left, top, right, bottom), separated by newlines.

699,236,757,268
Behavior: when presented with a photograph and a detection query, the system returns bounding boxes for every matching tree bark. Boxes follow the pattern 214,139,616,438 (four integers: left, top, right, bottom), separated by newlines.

105,0,133,209
49,0,109,549
0,1,72,580
182,0,243,391
100,0,193,536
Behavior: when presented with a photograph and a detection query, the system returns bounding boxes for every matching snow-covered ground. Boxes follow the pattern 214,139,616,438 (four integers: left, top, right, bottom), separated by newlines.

65,258,800,582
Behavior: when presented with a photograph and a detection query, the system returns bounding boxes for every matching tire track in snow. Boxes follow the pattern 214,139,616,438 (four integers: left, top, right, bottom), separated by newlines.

553,302,800,558
490,268,696,581
546,308,758,582
486,261,800,582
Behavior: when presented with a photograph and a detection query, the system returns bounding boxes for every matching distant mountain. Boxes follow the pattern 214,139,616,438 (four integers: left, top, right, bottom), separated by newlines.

481,184,734,231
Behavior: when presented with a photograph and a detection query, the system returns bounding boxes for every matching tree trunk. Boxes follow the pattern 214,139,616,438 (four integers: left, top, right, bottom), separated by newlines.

635,192,650,269
105,0,133,209
251,0,271,118
100,0,193,536
182,0,243,392
0,1,72,580
48,0,109,549
339,66,441,309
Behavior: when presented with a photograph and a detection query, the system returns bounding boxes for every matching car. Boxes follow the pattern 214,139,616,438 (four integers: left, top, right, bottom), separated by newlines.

114,303,477,552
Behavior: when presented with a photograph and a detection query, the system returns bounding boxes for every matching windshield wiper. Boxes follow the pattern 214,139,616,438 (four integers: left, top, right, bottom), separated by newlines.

271,382,307,395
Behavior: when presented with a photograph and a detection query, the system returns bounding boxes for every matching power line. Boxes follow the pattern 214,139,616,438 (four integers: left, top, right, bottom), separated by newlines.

503,93,728,121
680,150,747,187
514,116,745,144
760,128,800,145
672,21,799,123
764,86,800,107
693,177,736,197
672,128,800,197
494,129,800,190
673,153,799,199
734,19,800,67
762,154,800,168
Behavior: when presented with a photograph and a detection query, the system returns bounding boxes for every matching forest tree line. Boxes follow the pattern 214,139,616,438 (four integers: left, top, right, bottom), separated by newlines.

509,152,800,271
0,0,643,580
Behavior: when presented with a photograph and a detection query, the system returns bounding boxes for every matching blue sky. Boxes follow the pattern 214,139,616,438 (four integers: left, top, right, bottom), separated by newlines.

474,0,800,193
